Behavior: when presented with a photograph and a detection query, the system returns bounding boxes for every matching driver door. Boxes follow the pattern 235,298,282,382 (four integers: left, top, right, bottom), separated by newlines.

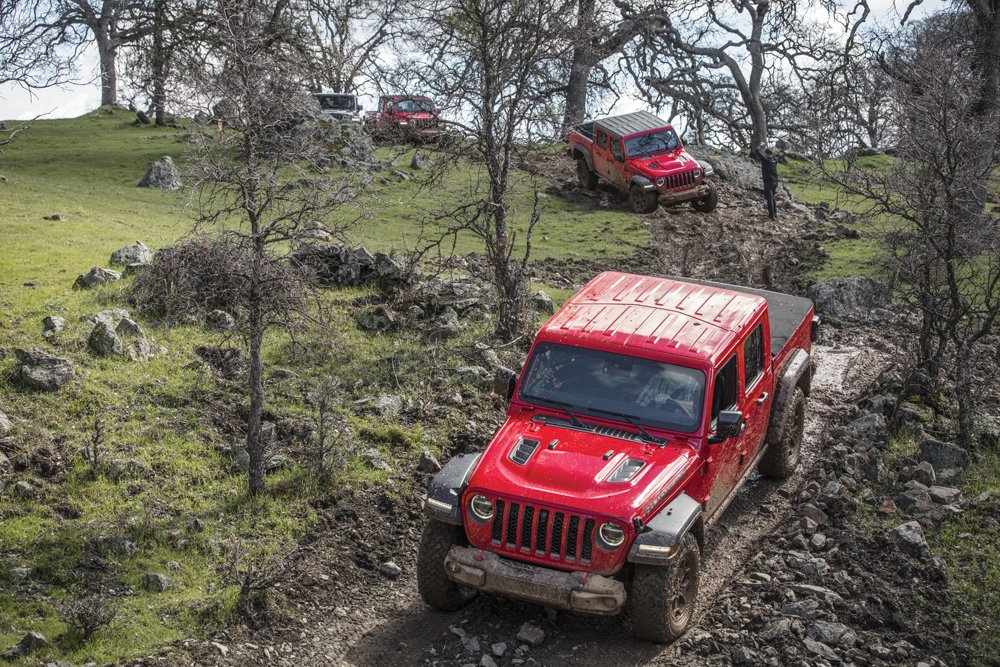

704,354,750,520
592,127,612,179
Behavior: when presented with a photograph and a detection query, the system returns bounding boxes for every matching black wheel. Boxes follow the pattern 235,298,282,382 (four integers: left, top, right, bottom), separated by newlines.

416,520,476,611
759,387,805,479
629,184,658,214
624,532,700,643
577,156,598,190
691,181,719,213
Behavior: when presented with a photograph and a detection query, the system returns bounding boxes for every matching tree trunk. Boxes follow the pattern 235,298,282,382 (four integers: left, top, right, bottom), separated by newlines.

152,0,167,125
954,341,975,449
96,32,118,106
246,234,267,497
563,0,596,131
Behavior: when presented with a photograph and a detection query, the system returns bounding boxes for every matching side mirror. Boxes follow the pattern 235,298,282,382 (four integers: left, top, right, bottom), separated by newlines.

493,367,518,403
716,410,745,439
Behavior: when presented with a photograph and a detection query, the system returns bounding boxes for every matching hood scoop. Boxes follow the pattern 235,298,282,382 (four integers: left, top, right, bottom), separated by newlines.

509,438,541,466
647,160,663,169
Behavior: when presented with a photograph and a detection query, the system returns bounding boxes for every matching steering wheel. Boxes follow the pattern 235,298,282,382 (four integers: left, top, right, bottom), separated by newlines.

656,396,694,421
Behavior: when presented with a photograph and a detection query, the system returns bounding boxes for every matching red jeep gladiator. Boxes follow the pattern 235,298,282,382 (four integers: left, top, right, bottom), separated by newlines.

418,272,817,642
568,111,718,214
365,95,441,141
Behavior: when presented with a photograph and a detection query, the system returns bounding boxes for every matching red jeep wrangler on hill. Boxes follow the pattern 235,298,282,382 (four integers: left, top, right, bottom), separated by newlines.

568,111,718,214
418,272,817,642
365,95,442,141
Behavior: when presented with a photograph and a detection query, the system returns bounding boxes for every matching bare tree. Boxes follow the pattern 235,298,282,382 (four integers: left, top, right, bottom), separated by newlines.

828,13,1000,448
179,0,360,496
627,1,870,150
0,0,80,90
398,0,572,339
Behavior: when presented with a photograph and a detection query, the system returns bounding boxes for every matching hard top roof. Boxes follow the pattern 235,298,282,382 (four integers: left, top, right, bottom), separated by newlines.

381,94,432,100
593,111,669,138
538,272,767,363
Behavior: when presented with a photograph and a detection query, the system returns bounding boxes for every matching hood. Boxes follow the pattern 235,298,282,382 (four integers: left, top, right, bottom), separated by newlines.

398,111,437,120
632,149,699,176
465,410,698,522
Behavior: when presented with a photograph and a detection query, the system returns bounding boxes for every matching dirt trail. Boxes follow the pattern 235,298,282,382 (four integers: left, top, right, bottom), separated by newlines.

202,341,884,667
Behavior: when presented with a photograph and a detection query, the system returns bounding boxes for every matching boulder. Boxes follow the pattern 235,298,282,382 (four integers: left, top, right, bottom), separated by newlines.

86,309,132,328
207,309,236,330
126,336,154,361
88,322,124,357
116,317,145,338
357,304,396,332
411,151,432,170
374,394,403,417
0,410,11,437
74,266,122,289
455,366,492,388
807,277,893,323
15,348,75,391
904,461,936,487
1,631,48,659
890,520,930,559
807,620,858,647
138,156,183,190
373,252,403,280
110,241,154,267
142,572,173,592
13,481,36,499
418,448,442,473
928,486,962,505
428,307,461,340
530,290,555,315
42,315,65,338
919,438,969,471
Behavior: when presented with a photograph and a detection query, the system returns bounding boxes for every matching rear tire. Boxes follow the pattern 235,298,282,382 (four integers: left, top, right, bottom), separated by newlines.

759,387,805,479
624,532,700,643
577,156,599,190
629,184,658,214
416,520,476,611
691,181,719,213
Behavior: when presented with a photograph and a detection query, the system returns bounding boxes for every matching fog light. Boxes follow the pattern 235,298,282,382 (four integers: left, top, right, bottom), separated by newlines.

469,495,493,523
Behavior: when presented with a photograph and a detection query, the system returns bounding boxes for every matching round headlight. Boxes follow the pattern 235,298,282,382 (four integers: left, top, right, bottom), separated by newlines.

655,176,666,187
469,495,493,523
597,522,625,550
693,168,702,178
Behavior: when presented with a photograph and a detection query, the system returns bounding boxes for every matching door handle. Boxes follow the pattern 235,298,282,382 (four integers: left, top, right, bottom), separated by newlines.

756,392,769,405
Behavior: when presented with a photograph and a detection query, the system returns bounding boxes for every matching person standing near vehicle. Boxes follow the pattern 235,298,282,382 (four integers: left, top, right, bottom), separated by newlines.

754,144,780,219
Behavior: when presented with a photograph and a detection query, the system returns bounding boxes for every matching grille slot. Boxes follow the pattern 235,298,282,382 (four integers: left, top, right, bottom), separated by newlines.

581,519,595,562
506,503,520,546
520,506,534,550
491,499,505,542
550,513,564,556
509,438,540,466
566,516,580,559
535,510,549,553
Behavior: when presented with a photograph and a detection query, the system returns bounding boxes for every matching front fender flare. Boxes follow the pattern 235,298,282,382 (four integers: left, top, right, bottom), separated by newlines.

423,453,481,525
630,174,656,191
627,492,702,565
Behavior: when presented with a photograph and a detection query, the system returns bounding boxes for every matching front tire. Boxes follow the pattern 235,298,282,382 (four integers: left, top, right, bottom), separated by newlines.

759,387,805,479
629,184,658,214
691,181,719,213
577,156,599,190
624,532,700,643
416,520,476,611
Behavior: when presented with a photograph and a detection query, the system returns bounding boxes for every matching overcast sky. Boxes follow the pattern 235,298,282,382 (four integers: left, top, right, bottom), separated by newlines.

0,0,929,122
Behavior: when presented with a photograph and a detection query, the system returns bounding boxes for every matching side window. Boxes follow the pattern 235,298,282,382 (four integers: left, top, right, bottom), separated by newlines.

743,324,765,390
711,355,739,425
595,128,608,150
609,135,624,161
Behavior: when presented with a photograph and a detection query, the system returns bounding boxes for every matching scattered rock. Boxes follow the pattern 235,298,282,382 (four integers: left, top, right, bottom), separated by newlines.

88,322,124,357
233,447,250,472
42,315,65,338
0,411,11,436
110,241,154,267
530,290,554,314
15,348,75,391
919,438,969,471
455,366,492,388
142,572,172,592
807,276,893,323
362,448,390,471
357,304,396,332
94,535,138,557
74,266,122,289
207,309,236,330
374,394,403,417
428,307,461,340
516,621,545,647
1,631,48,659
890,520,930,559
418,448,442,473
905,461,936,487
411,151,432,170
13,481,36,499
803,636,838,661
807,620,858,647
927,486,961,505
108,459,128,481
378,561,402,579
138,156,183,190
491,642,508,657
43,213,66,221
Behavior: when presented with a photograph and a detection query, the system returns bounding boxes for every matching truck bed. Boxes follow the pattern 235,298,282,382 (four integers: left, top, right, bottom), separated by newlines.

667,276,814,357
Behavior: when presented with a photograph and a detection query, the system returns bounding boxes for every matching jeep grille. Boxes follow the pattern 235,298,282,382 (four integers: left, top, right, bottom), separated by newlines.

490,499,597,564
664,170,695,191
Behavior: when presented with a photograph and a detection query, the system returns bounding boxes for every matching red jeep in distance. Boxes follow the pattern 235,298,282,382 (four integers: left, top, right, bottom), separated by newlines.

568,111,719,214
418,272,817,642
365,95,442,141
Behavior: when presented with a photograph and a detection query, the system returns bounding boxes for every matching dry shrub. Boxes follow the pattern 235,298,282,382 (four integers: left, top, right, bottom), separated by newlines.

128,236,309,325
59,595,118,641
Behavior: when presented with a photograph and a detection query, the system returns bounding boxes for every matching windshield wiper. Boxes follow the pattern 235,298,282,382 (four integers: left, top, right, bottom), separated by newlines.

586,408,664,445
527,396,587,429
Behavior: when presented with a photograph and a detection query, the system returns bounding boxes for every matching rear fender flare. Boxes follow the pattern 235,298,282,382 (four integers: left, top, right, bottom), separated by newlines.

627,492,702,565
423,453,481,525
767,349,811,445
574,148,595,171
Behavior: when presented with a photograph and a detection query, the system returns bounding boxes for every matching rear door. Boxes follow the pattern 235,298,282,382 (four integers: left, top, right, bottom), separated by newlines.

592,126,612,180
739,317,773,465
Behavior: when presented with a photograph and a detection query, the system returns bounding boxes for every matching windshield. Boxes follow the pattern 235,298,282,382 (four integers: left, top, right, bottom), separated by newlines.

394,98,434,113
625,129,680,158
519,342,705,434
315,95,356,111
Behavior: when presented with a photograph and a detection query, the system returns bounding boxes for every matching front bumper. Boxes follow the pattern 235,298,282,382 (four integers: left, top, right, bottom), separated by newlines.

658,182,711,206
443,546,626,616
